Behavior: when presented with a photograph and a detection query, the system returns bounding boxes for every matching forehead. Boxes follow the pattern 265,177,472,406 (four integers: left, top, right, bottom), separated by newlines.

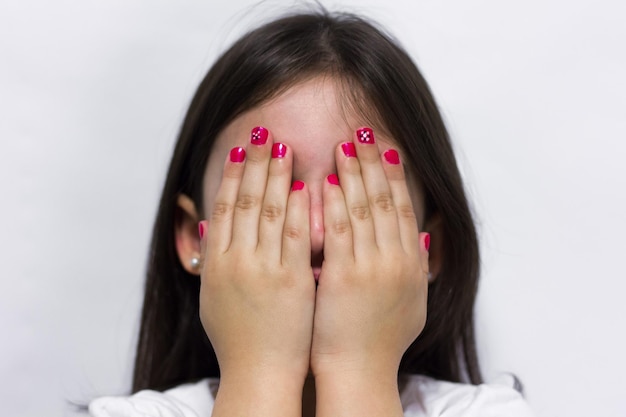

229,77,366,141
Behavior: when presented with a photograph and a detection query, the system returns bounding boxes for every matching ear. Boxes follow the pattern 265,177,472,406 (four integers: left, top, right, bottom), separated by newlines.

423,212,443,283
174,194,202,275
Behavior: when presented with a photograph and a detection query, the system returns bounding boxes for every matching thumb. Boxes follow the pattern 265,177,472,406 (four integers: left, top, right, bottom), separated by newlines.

419,232,431,282
198,220,209,272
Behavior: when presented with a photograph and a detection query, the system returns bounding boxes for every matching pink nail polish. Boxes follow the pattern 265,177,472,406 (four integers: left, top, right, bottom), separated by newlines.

291,180,305,191
341,142,357,157
356,127,375,144
327,173,339,185
424,233,431,251
198,222,205,239
251,126,268,145
230,147,246,162
272,143,287,158
384,149,400,164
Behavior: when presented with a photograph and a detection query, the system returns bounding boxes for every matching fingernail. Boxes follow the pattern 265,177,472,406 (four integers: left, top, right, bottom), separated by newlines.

424,233,431,251
230,147,246,162
384,149,400,164
291,180,305,191
327,173,339,185
251,126,268,145
356,127,375,144
198,222,205,239
272,142,287,158
341,142,357,157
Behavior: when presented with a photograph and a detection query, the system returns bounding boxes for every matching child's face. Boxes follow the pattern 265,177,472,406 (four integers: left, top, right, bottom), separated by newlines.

201,76,425,272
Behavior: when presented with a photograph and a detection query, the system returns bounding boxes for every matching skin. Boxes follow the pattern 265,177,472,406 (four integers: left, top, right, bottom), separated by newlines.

175,77,431,417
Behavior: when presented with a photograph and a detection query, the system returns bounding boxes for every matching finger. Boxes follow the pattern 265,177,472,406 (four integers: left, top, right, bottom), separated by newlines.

381,148,420,254
281,180,312,275
231,126,272,249
198,219,209,272
208,146,246,253
334,140,375,257
420,232,431,280
322,173,354,270
353,127,401,251
258,143,292,262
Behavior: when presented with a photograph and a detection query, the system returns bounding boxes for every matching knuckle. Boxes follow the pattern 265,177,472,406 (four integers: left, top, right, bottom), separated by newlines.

261,204,283,222
283,225,303,240
235,194,261,211
211,201,232,221
370,192,395,212
330,219,352,236
350,204,370,221
397,204,417,222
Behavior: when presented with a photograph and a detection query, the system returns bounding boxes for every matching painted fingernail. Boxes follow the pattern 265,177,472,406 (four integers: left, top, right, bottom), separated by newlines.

356,127,375,144
198,222,205,239
424,233,431,251
251,126,268,145
230,147,246,162
291,180,305,191
384,149,400,164
272,142,287,158
341,142,357,157
327,173,339,185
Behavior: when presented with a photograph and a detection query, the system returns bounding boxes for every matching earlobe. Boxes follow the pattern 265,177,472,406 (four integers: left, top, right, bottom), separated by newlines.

423,212,443,283
174,194,202,276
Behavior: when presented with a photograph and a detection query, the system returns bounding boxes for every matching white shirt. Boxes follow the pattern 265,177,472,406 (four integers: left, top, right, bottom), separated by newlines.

89,375,535,416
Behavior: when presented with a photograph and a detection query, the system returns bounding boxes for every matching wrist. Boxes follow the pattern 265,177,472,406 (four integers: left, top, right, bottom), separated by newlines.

314,368,403,417
219,362,308,389
214,369,306,417
311,351,400,381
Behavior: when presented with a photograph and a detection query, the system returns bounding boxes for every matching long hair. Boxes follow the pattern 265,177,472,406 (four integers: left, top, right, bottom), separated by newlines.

132,10,482,392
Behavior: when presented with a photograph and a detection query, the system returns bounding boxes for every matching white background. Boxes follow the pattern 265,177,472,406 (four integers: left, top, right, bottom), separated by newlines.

1,0,625,416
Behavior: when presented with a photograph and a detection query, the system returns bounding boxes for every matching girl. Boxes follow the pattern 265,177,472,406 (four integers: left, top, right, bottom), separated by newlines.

90,9,534,417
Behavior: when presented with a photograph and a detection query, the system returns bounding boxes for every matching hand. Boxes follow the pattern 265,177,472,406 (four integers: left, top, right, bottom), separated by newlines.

310,128,429,414
198,127,315,414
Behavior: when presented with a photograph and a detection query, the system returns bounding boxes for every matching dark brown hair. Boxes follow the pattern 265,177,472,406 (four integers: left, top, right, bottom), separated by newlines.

132,9,482,393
